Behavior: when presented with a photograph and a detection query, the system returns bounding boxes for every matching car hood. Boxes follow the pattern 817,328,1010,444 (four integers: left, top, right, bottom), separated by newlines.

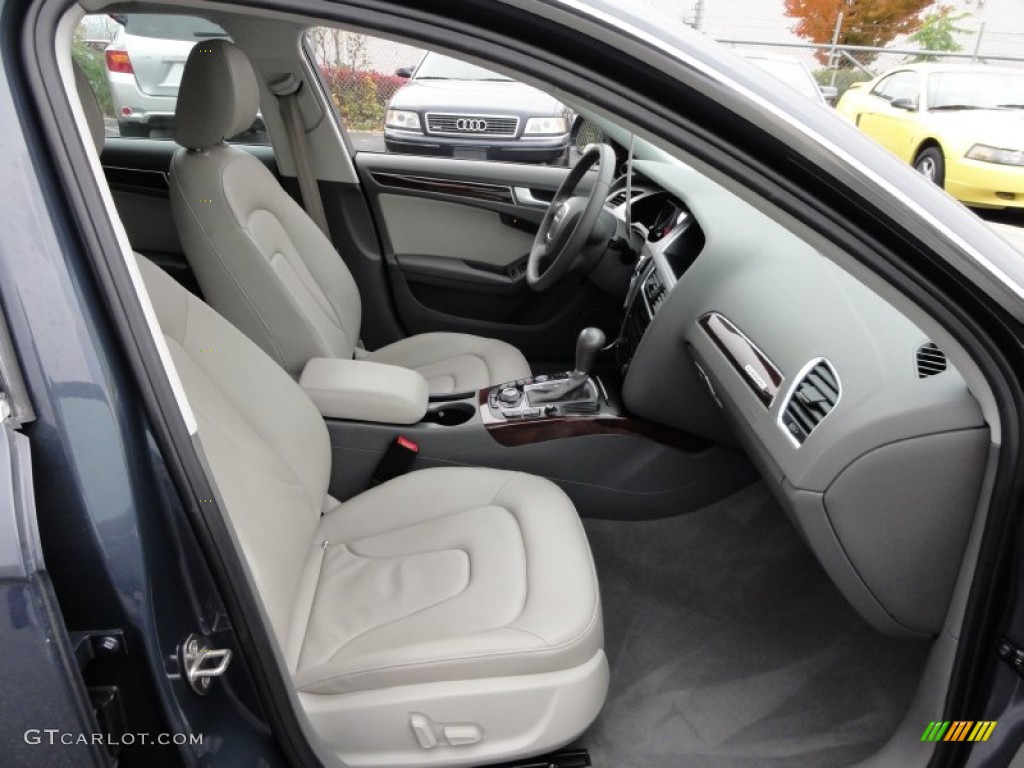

923,109,1024,151
388,79,562,115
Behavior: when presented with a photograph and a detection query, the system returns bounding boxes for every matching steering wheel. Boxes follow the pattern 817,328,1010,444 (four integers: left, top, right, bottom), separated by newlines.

527,143,616,292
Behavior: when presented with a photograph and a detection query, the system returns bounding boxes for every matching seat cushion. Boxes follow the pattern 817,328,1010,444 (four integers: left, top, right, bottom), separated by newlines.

365,332,530,394
291,467,602,695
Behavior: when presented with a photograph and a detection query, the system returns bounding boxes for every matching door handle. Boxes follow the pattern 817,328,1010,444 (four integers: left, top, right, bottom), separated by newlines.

513,187,552,207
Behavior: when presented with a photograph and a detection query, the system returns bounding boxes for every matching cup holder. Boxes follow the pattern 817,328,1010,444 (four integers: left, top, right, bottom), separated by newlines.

422,401,475,427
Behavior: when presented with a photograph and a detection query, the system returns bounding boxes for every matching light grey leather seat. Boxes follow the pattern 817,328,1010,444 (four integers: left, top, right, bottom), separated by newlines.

74,61,606,767
168,39,530,394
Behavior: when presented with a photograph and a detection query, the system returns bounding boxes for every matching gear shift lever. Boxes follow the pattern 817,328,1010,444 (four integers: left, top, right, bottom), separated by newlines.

523,327,605,407
574,327,606,375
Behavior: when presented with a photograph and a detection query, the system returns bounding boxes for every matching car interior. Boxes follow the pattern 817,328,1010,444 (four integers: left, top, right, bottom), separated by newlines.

58,2,1001,767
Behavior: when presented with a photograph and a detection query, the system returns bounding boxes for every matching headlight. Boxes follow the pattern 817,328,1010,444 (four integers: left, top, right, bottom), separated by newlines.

966,144,1024,167
524,117,568,135
385,109,421,131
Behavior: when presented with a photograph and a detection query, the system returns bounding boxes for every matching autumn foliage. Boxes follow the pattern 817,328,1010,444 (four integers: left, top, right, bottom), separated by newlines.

784,0,936,63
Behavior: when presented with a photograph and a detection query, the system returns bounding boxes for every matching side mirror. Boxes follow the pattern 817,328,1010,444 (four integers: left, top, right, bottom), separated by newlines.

891,97,917,111
819,85,838,105
395,66,414,79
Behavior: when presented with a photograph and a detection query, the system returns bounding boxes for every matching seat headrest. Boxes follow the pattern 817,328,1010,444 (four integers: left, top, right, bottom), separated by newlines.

73,60,105,155
175,39,260,150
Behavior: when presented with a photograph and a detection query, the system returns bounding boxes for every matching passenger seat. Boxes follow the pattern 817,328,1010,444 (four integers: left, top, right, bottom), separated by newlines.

73,61,607,767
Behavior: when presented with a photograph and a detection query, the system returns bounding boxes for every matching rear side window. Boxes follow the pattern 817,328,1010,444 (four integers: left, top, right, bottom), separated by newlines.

75,13,267,144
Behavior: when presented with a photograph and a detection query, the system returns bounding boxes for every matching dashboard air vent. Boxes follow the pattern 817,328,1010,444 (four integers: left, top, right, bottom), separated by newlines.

779,359,840,446
607,189,640,208
915,342,947,378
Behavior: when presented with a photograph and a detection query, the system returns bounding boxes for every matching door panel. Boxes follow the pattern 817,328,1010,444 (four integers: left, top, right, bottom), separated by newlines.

0,424,107,767
379,194,535,267
355,153,618,361
859,106,917,161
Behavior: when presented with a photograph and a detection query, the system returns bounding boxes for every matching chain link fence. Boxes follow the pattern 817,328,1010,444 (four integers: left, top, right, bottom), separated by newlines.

720,32,1024,101
307,28,423,135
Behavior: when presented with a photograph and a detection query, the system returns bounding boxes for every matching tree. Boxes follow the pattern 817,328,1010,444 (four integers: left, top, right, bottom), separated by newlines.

72,22,114,117
784,0,936,64
908,5,970,60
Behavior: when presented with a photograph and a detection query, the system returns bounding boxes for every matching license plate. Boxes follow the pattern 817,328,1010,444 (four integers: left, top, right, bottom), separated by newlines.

454,147,488,161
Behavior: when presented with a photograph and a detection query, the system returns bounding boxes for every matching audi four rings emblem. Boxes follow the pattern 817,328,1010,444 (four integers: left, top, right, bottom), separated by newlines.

456,118,488,132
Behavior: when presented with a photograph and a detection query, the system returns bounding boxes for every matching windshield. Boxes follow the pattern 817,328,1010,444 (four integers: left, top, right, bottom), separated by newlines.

748,58,821,101
927,71,1024,110
413,53,512,82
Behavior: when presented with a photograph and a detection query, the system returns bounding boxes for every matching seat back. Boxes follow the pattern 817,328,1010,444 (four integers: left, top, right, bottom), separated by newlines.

138,253,330,643
170,39,362,375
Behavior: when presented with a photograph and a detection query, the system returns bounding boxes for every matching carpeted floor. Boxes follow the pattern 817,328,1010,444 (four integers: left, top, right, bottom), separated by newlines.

579,482,930,768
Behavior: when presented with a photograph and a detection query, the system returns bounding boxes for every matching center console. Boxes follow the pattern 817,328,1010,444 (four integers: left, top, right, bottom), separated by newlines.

485,326,607,421
486,373,603,420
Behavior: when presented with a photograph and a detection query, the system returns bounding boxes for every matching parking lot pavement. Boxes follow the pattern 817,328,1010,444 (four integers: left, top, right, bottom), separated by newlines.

348,131,385,153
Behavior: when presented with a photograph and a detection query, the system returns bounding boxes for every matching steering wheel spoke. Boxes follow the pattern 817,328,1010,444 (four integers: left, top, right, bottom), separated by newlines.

526,143,615,292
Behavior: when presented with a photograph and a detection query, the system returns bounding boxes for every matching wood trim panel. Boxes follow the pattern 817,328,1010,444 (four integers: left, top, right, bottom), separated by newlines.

103,165,170,193
698,311,782,408
370,172,514,204
479,390,710,451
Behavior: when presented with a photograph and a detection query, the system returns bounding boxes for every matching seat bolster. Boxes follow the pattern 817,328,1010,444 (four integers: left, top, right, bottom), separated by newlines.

366,333,530,393
294,625,602,696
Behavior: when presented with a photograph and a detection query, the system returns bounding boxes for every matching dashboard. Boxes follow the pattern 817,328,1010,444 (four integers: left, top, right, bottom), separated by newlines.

605,159,989,639
607,184,704,374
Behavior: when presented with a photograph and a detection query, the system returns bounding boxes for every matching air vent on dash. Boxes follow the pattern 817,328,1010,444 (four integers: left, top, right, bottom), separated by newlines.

915,342,948,378
778,359,840,446
607,189,640,208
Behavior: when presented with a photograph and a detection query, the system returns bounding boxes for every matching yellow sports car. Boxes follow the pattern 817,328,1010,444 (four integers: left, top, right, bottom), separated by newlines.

837,64,1024,209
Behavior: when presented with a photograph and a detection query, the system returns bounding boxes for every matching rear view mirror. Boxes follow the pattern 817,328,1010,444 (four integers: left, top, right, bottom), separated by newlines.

891,97,917,111
395,66,414,78
819,85,838,105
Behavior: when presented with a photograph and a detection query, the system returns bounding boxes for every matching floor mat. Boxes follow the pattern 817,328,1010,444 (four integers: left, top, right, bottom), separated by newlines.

580,482,930,768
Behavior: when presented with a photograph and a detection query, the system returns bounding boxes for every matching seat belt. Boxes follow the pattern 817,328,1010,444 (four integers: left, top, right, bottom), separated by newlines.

270,74,331,237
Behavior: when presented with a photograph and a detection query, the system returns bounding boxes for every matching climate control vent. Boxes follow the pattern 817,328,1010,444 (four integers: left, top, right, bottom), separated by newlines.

607,189,641,208
779,359,840,446
915,342,947,378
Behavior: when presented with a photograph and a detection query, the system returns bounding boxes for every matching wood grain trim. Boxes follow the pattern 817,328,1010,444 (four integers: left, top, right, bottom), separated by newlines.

103,165,170,193
479,391,710,451
698,311,783,408
370,172,514,204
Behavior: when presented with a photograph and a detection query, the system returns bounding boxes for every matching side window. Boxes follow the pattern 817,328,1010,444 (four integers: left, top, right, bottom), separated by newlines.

884,72,920,104
307,27,573,166
74,13,268,144
872,71,919,104
870,74,894,99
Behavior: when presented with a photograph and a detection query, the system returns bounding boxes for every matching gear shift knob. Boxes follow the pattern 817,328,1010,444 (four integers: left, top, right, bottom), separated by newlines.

574,327,606,375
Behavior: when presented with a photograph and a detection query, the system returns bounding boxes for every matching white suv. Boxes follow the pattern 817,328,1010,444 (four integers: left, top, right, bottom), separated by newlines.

104,14,264,140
